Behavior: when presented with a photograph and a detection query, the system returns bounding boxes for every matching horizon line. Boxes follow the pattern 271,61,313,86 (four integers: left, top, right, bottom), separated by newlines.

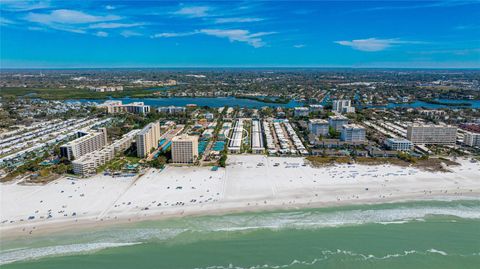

1,66,480,71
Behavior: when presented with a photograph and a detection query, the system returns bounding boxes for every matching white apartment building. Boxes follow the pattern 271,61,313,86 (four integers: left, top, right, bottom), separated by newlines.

341,124,366,142
308,119,329,136
72,130,139,176
464,131,480,147
332,99,352,113
407,124,457,145
171,134,199,164
60,128,107,160
102,101,150,115
328,115,349,131
111,129,140,153
72,147,114,176
341,106,356,113
309,104,323,112
228,119,244,153
157,106,186,114
251,119,265,154
294,107,309,117
136,122,161,158
385,138,413,151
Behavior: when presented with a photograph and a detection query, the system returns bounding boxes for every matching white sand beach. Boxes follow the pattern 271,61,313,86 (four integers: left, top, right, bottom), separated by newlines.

1,155,480,237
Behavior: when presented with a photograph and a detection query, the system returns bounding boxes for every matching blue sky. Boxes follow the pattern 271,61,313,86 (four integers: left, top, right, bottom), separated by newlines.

1,0,479,68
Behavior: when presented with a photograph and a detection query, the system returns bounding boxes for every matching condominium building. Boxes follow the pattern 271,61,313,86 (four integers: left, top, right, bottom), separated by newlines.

72,130,139,176
171,134,199,164
72,147,114,176
309,104,323,112
111,129,140,153
60,128,107,160
228,119,244,153
136,122,161,158
385,138,413,151
251,119,265,154
341,124,366,142
308,119,329,136
341,106,356,113
294,107,309,117
156,106,186,114
328,115,349,131
101,101,150,115
406,124,457,145
332,99,352,113
464,131,480,147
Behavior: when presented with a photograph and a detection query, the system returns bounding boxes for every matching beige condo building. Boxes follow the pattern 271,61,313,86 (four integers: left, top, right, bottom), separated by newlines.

171,134,199,164
60,128,108,160
136,122,161,158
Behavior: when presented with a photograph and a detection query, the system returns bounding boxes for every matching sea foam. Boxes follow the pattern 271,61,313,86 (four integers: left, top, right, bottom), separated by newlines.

0,242,140,265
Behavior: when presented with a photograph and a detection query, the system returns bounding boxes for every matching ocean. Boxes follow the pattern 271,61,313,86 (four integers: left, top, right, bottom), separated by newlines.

1,199,479,269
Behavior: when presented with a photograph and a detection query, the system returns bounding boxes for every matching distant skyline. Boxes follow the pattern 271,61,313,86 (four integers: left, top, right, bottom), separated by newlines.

1,0,479,68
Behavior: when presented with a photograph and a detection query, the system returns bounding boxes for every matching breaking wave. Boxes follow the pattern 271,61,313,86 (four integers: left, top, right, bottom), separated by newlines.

0,242,140,265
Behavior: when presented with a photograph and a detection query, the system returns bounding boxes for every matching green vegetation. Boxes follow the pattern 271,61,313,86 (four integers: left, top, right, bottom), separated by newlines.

218,151,227,167
2,153,72,183
328,126,340,139
148,156,167,169
307,155,458,172
0,87,157,100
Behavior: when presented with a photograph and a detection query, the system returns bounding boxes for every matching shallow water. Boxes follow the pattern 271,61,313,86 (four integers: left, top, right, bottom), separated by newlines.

2,200,480,268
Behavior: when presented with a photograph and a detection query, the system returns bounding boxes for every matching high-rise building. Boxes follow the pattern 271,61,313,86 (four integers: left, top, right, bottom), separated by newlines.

464,131,480,147
407,124,457,145
136,122,161,158
171,134,199,164
308,119,329,136
72,130,139,176
60,128,108,160
385,138,413,151
328,115,349,131
332,100,352,113
341,124,366,142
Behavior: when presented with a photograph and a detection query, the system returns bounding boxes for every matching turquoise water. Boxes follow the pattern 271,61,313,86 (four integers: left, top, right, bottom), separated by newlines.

212,141,225,151
2,200,480,268
68,97,304,108
371,99,480,109
198,140,208,154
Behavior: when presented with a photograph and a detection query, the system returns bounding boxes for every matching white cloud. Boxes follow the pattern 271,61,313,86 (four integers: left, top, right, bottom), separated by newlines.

25,9,121,25
1,0,50,11
335,38,421,52
151,29,275,48
105,5,116,10
293,44,306,48
200,29,275,48
95,31,108,37
215,17,264,24
89,22,143,29
173,6,210,18
0,17,15,25
120,30,142,38
151,31,199,38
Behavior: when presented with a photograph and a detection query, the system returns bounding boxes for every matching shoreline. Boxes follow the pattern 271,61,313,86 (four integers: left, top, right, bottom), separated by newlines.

2,193,480,241
2,155,480,240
